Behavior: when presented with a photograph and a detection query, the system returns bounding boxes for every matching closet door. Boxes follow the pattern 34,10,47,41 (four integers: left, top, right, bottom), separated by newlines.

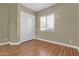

20,11,35,42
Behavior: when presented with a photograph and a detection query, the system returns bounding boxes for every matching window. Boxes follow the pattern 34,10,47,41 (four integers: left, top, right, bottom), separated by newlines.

40,14,55,32
40,16,46,31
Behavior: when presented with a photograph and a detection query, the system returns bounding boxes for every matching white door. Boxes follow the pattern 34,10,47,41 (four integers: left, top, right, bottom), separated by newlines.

20,11,35,42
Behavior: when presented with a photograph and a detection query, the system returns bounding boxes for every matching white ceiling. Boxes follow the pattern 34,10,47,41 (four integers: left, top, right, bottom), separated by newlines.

21,3,56,12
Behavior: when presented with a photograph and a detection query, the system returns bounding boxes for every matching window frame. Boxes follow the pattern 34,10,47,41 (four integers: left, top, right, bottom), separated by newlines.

40,13,55,32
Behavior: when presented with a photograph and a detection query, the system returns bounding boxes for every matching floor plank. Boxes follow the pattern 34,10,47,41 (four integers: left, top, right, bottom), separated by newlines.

0,39,78,56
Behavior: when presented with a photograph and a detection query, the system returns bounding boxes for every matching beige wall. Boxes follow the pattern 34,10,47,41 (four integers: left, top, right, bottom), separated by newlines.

9,4,35,43
0,3,35,43
9,4,19,43
36,3,79,47
0,3,20,43
77,4,79,46
0,4,9,43
0,3,79,47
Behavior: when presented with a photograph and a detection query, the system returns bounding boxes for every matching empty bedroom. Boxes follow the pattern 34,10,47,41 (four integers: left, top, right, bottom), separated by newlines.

0,3,79,56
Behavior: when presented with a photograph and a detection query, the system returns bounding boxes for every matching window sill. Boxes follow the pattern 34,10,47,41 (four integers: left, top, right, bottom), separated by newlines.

40,29,55,32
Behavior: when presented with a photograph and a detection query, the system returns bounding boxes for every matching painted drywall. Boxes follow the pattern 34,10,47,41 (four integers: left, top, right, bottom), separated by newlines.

36,3,79,47
9,4,35,43
0,3,18,43
77,4,79,46
0,4,9,43
0,3,35,43
0,3,78,47
9,4,19,43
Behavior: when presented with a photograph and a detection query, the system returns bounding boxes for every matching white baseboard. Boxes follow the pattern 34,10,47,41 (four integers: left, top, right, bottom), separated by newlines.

0,42,21,45
0,42,9,45
9,39,33,45
0,39,33,45
0,38,79,52
35,38,79,52
8,42,21,45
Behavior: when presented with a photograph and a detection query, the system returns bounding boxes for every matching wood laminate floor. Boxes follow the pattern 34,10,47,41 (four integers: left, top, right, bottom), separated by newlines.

0,39,79,56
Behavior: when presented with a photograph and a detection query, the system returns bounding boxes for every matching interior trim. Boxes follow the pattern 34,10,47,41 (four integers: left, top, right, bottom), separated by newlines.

35,38,79,52
0,38,79,52
0,42,9,45
0,39,33,45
